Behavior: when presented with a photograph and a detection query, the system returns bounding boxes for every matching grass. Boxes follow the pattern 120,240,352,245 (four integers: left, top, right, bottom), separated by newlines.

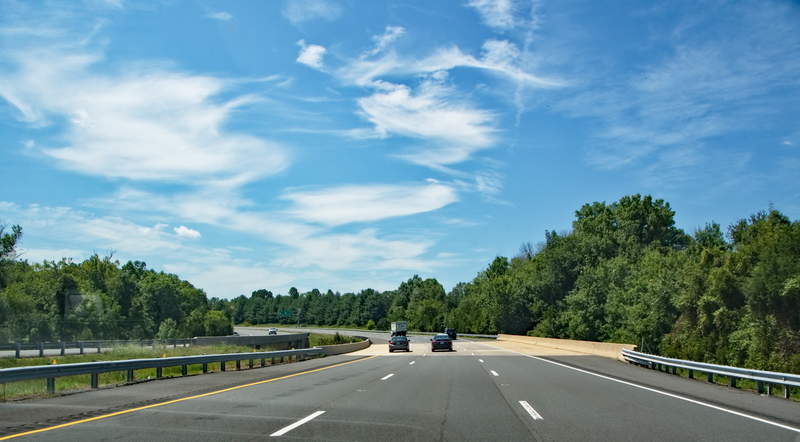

0,343,311,402
645,364,798,401
308,333,362,346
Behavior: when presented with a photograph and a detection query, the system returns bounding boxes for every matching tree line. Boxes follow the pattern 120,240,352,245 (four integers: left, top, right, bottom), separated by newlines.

2,194,799,373
0,226,232,342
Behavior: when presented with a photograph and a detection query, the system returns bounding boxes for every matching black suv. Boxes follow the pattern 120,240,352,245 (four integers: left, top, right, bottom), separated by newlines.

444,328,457,340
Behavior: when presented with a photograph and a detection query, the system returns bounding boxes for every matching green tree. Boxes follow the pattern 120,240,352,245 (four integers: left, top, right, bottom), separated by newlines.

156,318,179,339
204,310,233,336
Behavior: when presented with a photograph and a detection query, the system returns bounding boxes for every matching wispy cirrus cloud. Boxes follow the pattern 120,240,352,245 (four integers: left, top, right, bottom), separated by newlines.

361,25,405,59
337,38,559,88
205,12,232,22
283,181,458,225
0,37,288,185
282,0,342,25
543,1,800,185
315,26,560,170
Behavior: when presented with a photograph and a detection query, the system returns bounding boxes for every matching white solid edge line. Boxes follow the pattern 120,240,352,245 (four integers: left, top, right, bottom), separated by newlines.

409,361,416,365
519,401,544,420
491,370,499,376
381,373,394,380
483,343,800,434
270,411,326,437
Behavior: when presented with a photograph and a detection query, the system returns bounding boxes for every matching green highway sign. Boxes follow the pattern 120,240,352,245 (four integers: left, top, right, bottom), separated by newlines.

280,310,292,317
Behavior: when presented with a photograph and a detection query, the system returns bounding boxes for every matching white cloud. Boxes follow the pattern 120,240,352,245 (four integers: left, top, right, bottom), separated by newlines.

354,80,497,167
174,225,201,239
0,37,288,185
283,181,458,225
361,26,405,59
206,12,233,22
339,41,559,88
296,40,327,70
282,0,342,25
467,0,518,31
86,186,444,274
0,202,184,257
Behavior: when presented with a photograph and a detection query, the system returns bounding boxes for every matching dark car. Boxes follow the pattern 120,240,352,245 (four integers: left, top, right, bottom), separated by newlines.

430,334,452,351
389,336,409,352
444,328,457,340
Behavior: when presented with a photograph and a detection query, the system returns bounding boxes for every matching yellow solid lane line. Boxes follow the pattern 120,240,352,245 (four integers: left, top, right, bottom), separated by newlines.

0,355,379,440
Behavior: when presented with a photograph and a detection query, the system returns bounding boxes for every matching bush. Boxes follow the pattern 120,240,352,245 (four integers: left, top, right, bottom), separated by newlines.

204,311,233,336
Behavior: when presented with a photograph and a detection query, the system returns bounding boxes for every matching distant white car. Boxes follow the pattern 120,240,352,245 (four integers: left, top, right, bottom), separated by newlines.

268,328,278,335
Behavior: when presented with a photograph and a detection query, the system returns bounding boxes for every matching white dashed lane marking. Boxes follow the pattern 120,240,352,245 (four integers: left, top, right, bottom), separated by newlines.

519,401,543,421
270,411,326,437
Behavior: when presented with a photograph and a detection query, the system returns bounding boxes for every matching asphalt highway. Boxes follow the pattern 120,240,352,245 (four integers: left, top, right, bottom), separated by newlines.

2,337,800,441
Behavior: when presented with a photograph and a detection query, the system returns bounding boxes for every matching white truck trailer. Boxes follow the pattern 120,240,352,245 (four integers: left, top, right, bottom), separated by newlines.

391,321,407,337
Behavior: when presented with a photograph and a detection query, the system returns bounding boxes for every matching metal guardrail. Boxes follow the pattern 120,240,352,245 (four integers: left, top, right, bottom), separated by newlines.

0,339,193,358
0,348,323,394
622,349,800,398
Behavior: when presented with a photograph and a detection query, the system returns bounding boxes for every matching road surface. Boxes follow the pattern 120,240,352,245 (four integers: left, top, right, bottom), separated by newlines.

1,336,799,441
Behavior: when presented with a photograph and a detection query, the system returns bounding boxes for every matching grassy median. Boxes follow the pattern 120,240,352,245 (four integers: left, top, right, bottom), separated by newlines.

0,344,293,401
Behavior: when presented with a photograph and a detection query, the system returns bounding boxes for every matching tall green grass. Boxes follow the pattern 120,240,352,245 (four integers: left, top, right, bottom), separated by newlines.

0,344,296,401
309,332,362,346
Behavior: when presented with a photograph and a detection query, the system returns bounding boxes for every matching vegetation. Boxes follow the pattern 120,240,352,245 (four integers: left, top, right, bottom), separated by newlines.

0,240,232,342
0,343,280,400
3,194,800,375
309,332,362,346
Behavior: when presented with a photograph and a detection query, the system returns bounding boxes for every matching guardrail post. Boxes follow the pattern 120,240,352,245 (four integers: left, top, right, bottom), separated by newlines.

785,386,790,399
79,342,85,355
688,369,694,379
47,378,55,394
236,360,241,371
181,365,187,376
272,357,276,365
97,341,102,354
757,380,764,394
766,383,772,396
220,361,226,372
261,357,266,367
60,341,66,356
157,367,162,378
707,372,713,383
14,342,21,358
38,342,44,357
202,363,208,373
729,376,737,388
127,369,134,382
249,359,253,369
91,373,98,389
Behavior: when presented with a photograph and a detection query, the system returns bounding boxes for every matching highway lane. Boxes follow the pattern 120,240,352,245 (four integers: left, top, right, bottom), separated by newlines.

3,339,800,441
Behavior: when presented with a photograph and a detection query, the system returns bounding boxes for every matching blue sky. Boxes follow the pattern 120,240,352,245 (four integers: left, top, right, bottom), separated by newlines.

1,0,799,298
